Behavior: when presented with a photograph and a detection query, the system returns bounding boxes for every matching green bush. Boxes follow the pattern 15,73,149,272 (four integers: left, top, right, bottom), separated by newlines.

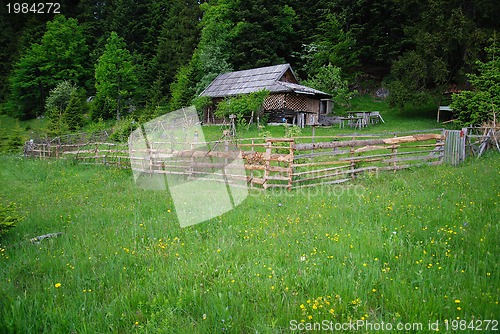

451,90,494,126
109,117,138,142
0,200,23,236
3,123,24,154
215,89,269,126
451,42,499,127
45,81,77,135
284,125,302,138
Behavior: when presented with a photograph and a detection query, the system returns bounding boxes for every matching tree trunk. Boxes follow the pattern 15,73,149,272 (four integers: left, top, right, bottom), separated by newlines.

116,73,121,121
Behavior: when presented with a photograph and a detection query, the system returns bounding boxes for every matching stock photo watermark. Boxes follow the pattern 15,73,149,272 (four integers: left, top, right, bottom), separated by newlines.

289,318,499,332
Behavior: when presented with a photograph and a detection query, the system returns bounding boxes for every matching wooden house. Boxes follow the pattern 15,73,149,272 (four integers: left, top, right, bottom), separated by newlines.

199,64,332,126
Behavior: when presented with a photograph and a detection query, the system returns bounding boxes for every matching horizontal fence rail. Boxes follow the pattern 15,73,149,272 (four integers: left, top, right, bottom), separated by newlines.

22,127,499,191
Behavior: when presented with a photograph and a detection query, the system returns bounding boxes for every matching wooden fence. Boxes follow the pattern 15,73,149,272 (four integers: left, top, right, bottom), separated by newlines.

23,127,498,191
242,132,444,190
464,126,500,158
127,130,445,190
23,131,129,168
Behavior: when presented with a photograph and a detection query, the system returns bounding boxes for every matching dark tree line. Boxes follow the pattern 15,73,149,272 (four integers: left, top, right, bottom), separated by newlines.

0,0,498,122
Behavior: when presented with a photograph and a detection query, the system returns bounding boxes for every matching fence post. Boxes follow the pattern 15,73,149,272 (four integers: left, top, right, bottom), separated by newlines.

349,145,356,180
250,139,255,188
288,139,295,191
264,139,272,189
460,128,467,161
391,145,398,172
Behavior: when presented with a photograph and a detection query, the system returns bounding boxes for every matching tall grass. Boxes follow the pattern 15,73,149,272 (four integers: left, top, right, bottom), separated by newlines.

0,151,498,333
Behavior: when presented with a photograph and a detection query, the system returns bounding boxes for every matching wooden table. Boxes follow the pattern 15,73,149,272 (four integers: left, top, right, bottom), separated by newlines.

347,112,369,129
368,111,385,124
347,111,385,127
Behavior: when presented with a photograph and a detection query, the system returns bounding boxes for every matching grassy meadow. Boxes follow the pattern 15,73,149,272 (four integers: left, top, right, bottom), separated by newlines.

0,95,498,333
0,149,499,333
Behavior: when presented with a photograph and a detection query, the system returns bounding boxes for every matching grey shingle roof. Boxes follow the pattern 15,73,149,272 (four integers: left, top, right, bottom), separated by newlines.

200,64,330,98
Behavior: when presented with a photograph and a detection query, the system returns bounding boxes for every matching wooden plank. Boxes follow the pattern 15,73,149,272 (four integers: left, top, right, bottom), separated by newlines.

413,133,445,141
293,160,351,168
383,134,443,144
265,137,295,142
338,149,436,161
266,153,293,163
187,171,248,180
354,145,396,153
292,178,351,189
294,171,349,183
295,166,381,183
294,149,351,159
244,164,266,171
293,164,351,177
296,138,386,151
63,149,129,155
412,143,444,148
383,154,443,163
263,141,271,190
263,183,291,188
172,150,240,159
264,175,291,181
237,143,267,147
377,160,443,171
248,177,266,185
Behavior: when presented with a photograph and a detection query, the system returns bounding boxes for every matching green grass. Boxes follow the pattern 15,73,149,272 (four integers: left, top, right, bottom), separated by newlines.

0,151,498,333
0,114,49,140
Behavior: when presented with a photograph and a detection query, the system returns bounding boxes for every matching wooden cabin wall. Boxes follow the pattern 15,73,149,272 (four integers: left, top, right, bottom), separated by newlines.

263,93,286,111
306,98,320,114
279,69,298,83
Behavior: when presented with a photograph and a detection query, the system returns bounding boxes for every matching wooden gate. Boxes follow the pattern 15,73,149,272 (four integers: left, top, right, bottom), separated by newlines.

444,129,466,165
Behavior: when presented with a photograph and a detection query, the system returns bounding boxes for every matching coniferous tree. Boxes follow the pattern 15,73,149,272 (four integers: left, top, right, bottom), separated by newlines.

0,8,57,103
65,89,87,130
385,0,498,109
94,32,138,120
451,40,500,126
147,0,201,106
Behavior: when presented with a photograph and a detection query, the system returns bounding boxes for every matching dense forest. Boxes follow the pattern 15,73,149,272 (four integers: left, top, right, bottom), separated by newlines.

0,0,499,128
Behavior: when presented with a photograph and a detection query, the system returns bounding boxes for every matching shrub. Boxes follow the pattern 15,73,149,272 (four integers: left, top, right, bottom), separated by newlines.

0,200,23,236
45,81,77,134
451,41,499,127
215,90,269,126
109,117,138,142
3,122,24,154
284,125,302,138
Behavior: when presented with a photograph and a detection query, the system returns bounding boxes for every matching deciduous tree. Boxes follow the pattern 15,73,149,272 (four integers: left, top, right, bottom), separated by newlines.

7,15,89,119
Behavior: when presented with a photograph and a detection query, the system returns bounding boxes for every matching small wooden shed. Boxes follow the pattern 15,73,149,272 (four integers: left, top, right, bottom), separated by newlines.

200,64,332,126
